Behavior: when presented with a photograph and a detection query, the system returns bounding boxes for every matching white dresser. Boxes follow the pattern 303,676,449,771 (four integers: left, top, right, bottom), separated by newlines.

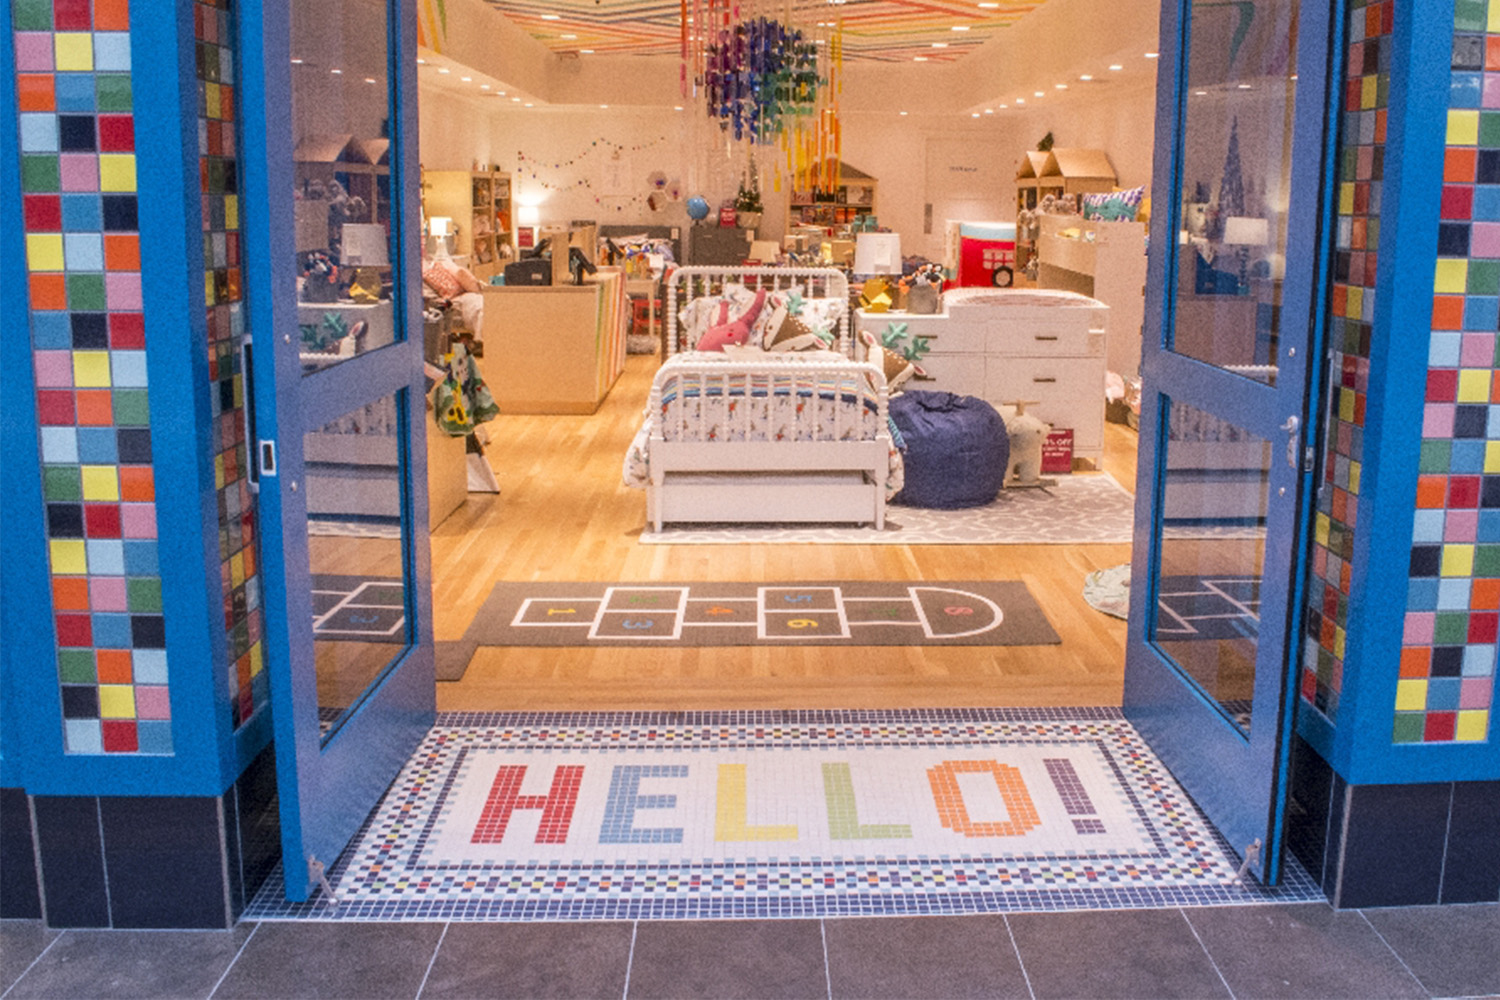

855,288,1108,465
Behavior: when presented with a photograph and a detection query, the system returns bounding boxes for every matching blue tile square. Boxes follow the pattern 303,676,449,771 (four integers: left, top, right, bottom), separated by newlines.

121,540,158,575
1451,440,1487,473
61,194,102,232
31,312,72,349
1452,71,1484,108
1477,510,1500,541
75,427,118,463
1427,677,1463,710
64,719,103,754
54,74,96,112
1486,405,1500,439
1473,186,1500,221
135,720,173,755
1464,296,1499,331
1407,577,1440,609
90,612,134,649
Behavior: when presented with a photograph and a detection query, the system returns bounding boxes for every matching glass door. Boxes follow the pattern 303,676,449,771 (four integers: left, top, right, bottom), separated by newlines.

241,0,434,901
1125,0,1337,883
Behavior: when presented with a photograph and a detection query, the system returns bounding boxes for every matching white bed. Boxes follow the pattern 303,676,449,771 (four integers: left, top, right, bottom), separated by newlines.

625,266,901,531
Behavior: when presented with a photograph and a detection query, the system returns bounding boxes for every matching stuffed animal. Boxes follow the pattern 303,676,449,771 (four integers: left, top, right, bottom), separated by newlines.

1005,402,1051,486
696,288,767,352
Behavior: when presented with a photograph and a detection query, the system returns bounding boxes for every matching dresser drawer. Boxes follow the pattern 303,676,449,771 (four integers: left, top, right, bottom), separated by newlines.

911,352,987,397
1001,324,1106,358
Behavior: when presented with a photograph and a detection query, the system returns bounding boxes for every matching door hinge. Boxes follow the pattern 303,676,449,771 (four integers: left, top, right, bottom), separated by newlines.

1233,837,1263,885
308,856,340,908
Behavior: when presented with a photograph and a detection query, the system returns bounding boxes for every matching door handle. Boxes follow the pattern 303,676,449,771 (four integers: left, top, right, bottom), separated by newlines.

1281,415,1299,471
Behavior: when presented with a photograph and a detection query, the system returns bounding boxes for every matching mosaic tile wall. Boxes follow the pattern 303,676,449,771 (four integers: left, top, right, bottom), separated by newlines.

1301,0,1390,726
14,0,172,754
1396,2,1499,745
195,0,265,729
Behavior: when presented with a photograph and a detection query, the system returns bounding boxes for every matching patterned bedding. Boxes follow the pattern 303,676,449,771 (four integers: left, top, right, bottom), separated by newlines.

623,357,905,499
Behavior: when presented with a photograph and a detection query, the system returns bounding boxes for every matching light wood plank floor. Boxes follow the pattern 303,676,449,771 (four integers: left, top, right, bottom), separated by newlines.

430,355,1142,712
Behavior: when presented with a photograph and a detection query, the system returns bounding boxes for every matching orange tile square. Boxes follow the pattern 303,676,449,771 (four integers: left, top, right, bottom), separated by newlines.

28,274,68,311
1489,35,1500,71
1491,372,1500,404
96,650,134,683
1375,108,1387,144
1445,148,1477,183
1416,476,1447,509
94,0,132,30
17,74,55,112
1432,296,1465,330
119,466,155,501
1473,579,1500,609
1399,647,1431,678
104,234,141,272
75,390,115,426
52,577,91,611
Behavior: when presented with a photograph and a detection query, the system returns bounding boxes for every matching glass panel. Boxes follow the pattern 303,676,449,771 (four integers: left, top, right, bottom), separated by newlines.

1170,0,1299,384
1152,400,1273,733
304,390,410,741
290,0,399,375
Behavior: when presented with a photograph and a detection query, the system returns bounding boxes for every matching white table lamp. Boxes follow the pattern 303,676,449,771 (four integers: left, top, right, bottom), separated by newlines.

429,216,453,259
853,232,902,276
1222,216,1269,292
340,223,389,266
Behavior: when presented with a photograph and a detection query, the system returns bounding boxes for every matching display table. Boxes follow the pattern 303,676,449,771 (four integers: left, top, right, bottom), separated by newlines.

479,268,627,414
855,288,1108,466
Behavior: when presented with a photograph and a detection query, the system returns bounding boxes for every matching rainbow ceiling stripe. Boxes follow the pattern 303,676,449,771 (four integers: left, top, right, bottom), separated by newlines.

478,0,1047,63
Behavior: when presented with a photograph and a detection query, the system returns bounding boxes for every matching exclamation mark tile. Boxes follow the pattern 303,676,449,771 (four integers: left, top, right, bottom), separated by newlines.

1044,758,1105,834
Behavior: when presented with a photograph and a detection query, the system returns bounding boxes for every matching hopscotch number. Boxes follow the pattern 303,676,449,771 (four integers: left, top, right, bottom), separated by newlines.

787,619,819,629
784,594,813,604
547,608,577,615
945,606,975,616
705,607,736,616
623,620,654,629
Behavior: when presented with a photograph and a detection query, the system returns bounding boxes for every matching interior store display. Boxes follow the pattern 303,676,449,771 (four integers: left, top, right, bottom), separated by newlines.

791,160,877,227
1034,214,1148,379
423,167,514,280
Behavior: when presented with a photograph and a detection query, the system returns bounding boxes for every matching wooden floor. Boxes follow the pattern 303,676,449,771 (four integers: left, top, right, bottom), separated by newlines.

430,355,1142,712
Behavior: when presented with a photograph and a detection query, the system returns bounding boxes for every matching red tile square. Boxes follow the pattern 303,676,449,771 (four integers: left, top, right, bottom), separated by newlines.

75,391,115,426
1423,712,1456,742
84,504,123,539
97,116,135,152
101,721,139,753
36,390,77,425
16,75,55,113
1450,476,1482,508
1427,369,1458,402
1468,613,1498,644
23,195,63,232
52,0,93,30
1441,185,1475,221
55,613,93,647
109,313,145,349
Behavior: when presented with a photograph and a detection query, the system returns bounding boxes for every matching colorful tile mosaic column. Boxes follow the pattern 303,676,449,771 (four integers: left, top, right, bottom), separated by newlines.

195,0,266,729
13,0,171,754
1301,0,1391,726
1395,1,1499,745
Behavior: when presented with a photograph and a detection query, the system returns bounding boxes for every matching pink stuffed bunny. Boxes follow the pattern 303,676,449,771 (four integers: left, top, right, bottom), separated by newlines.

696,289,767,352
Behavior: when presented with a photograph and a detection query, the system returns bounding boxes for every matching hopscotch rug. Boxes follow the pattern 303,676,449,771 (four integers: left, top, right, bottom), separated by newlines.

243,708,1323,921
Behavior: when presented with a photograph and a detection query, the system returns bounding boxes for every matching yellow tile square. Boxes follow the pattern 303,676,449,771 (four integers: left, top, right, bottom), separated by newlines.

1339,182,1355,215
26,234,64,272
1485,442,1500,473
98,685,137,719
249,642,263,676
214,452,224,491
1455,710,1490,742
1434,259,1469,294
1491,1,1500,32
1347,286,1364,320
230,552,244,588
49,539,88,575
1458,369,1490,403
205,82,221,120
1442,544,1475,577
1395,679,1428,712
1348,461,1361,495
99,154,137,193
54,33,94,72
73,351,112,388
80,465,120,502
204,271,217,306
224,196,238,230
1339,387,1356,422
1361,75,1378,110
1315,512,1330,547
1333,625,1346,660
1449,110,1480,146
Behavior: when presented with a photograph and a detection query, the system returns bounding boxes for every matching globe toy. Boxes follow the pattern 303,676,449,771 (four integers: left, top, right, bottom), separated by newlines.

686,196,710,222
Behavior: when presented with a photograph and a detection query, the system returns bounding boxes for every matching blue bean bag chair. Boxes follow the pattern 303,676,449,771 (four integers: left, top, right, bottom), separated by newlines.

890,390,1009,509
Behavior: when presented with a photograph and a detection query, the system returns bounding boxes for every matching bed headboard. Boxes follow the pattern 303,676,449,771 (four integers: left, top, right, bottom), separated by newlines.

665,266,851,357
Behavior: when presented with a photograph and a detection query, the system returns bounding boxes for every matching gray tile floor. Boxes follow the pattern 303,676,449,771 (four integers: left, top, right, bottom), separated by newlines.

2,903,1495,1000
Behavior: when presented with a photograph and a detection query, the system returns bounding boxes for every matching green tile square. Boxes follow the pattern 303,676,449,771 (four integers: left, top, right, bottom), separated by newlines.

1392,712,1427,744
1420,441,1452,473
1468,260,1500,296
21,155,60,193
1367,217,1380,245
1479,112,1500,149
43,466,82,502
1474,545,1500,577
112,389,151,426
11,0,51,30
67,275,107,311
1342,147,1358,182
1455,0,1488,30
96,75,134,113
1375,75,1389,110
127,578,163,613
57,649,97,684
1435,612,1470,645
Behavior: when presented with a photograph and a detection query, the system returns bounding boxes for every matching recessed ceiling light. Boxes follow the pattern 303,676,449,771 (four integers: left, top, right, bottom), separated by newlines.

1144,52,1159,58
1195,90,1207,95
1237,83,1252,89
972,112,981,117
1034,90,1044,97
460,76,472,82
330,68,342,74
674,106,684,111
524,102,534,107
580,49,594,54
600,104,609,108
496,91,505,96
1079,74,1093,81
480,83,490,90
512,96,521,102
561,34,577,39
1055,83,1067,89
540,13,560,19
914,56,929,61
932,42,948,48
1109,64,1124,70
984,108,994,114
364,77,376,84
952,24,970,31
437,67,450,74
1015,98,1025,104
415,58,425,64
998,103,1008,109
899,110,909,116
290,57,304,64
978,1,1001,7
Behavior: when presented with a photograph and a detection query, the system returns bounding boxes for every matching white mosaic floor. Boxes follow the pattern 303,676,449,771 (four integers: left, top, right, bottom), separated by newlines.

245,709,1323,921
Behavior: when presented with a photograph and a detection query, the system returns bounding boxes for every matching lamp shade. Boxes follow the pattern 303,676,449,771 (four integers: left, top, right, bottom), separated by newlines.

340,223,389,266
428,216,453,238
1221,216,1269,246
517,204,541,226
853,232,902,275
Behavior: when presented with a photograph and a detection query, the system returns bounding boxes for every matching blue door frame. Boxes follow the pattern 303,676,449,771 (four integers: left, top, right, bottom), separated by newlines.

1125,0,1341,884
238,0,435,902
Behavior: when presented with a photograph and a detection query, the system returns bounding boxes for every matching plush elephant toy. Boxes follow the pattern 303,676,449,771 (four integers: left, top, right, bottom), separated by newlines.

1005,403,1052,486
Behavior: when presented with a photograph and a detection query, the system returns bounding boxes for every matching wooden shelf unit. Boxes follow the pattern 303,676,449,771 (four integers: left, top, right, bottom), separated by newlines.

423,168,513,280
790,160,877,227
